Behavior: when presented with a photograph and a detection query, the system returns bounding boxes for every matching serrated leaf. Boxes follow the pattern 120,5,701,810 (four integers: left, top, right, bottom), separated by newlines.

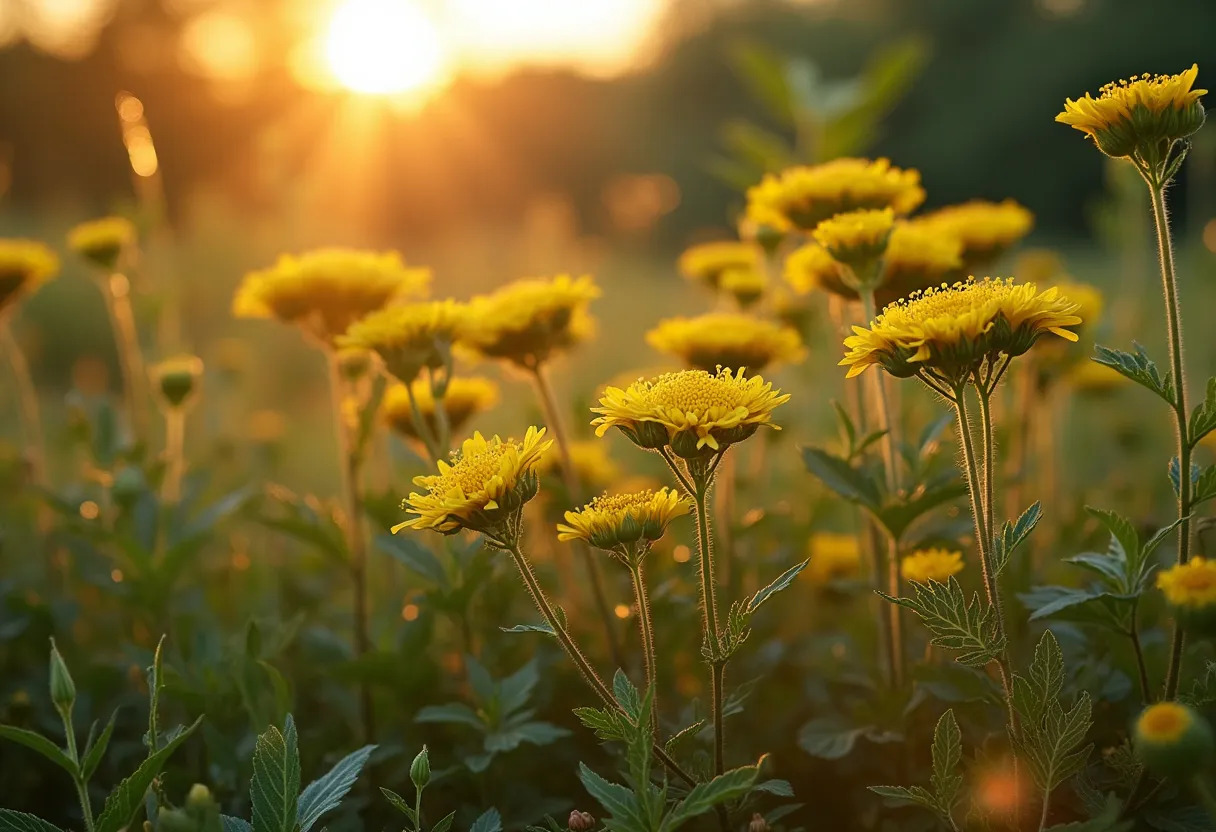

1093,344,1174,405
879,577,1003,666
612,670,641,720
296,744,376,832
1189,377,1216,447
930,710,963,814
379,788,415,821
993,502,1043,576
663,760,762,831
801,446,882,510
0,811,64,832
746,560,808,614
573,707,626,742
471,808,502,832
867,785,938,811
663,719,706,758
250,716,300,832
94,716,203,832
81,710,118,781
578,763,646,831
0,726,77,777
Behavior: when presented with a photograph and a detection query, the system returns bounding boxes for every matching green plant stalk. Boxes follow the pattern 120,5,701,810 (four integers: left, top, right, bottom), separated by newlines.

1146,175,1193,702
59,708,95,832
1,320,46,485
529,363,625,670
101,274,150,440
627,558,659,733
501,541,697,788
1129,603,1152,705
691,475,726,777
403,380,443,464
162,406,186,503
427,362,452,457
327,352,375,741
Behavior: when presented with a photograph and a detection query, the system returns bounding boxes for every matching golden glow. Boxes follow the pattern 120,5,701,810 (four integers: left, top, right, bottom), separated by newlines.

324,0,446,96
179,10,258,82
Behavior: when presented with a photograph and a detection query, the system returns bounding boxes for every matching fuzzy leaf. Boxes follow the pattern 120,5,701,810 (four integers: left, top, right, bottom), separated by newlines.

379,788,415,821
663,719,707,758
95,716,202,832
930,710,963,814
0,727,77,777
747,560,808,614
500,622,556,636
663,759,762,831
80,711,119,781
1193,465,1216,508
1093,344,1174,405
250,716,300,832
612,670,641,721
0,811,64,832
578,764,646,831
1189,377,1216,447
992,502,1043,576
801,446,882,510
879,577,1003,666
296,744,376,832
573,707,627,742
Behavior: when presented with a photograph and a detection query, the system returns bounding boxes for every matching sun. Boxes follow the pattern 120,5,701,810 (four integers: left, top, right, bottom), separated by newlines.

324,0,446,96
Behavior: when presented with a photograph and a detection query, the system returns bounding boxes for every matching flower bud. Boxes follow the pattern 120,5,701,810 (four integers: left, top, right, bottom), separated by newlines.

186,784,216,810
153,355,204,410
567,811,595,832
748,814,769,832
111,465,147,507
410,745,431,790
1134,702,1215,779
48,638,76,712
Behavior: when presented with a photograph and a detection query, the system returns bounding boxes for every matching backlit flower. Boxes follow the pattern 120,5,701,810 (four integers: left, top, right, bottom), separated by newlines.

812,208,895,278
806,533,862,585
719,267,767,308
1057,66,1206,160
783,242,850,297
745,158,925,233
233,249,430,346
918,201,1034,270
879,221,965,301
397,426,552,535
557,488,691,552
678,241,763,288
900,548,964,584
840,278,1082,384
646,313,805,374
383,376,499,442
1158,557,1216,635
592,367,789,457
1134,701,1215,779
340,300,467,383
0,239,58,318
67,217,136,271
464,275,599,369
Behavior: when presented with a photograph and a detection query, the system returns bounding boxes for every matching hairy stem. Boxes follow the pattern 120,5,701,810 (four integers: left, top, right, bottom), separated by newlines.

1,321,46,485
61,711,95,832
628,560,659,733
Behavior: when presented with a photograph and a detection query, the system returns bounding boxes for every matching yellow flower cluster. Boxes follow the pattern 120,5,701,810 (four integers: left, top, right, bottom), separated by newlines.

678,241,763,287
900,548,964,584
745,158,925,233
840,278,1082,382
812,208,896,273
67,217,136,271
233,249,430,346
398,427,552,534
0,239,58,317
783,242,849,297
805,533,862,585
1057,65,1206,160
340,300,467,383
917,200,1034,269
465,275,599,369
593,367,789,456
646,313,805,374
557,488,690,552
1157,557,1216,608
382,376,499,442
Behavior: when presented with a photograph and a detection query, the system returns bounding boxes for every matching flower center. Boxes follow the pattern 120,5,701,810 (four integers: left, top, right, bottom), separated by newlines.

645,372,747,414
1139,703,1190,742
882,278,1013,325
431,444,511,495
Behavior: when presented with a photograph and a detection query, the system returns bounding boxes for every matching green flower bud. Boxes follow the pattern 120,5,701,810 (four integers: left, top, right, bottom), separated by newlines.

48,638,76,712
186,784,216,809
153,356,204,410
111,465,147,507
410,745,431,790
1134,702,1215,779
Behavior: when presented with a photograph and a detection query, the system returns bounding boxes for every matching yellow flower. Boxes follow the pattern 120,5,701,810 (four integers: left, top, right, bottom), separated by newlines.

880,221,965,301
556,488,691,552
783,242,850,297
1057,66,1206,160
397,426,552,535
840,278,1082,383
719,267,767,308
67,217,136,271
1157,557,1216,609
151,354,204,409
592,367,789,456
900,548,964,584
745,158,925,233
340,300,467,383
806,533,862,585
918,201,1034,269
812,208,896,276
646,313,805,374
1134,701,1215,779
1053,282,1102,332
464,275,599,369
383,376,499,442
678,241,763,288
0,239,58,318
539,439,622,492
234,249,430,346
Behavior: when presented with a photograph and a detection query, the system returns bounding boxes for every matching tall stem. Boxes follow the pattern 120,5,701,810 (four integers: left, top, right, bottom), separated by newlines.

1129,603,1152,705
61,712,96,832
628,560,659,732
162,407,186,503
327,352,374,740
530,364,624,670
1148,176,1193,702
101,274,149,440
976,389,997,560
503,542,696,787
690,476,727,779
1,321,46,485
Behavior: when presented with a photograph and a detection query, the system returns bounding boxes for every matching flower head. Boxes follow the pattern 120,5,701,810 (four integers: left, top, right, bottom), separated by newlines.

1157,558,1216,635
900,548,964,584
557,488,691,553
840,278,1082,384
806,533,862,585
918,201,1034,270
152,354,204,410
812,208,896,277
397,426,552,536
783,242,850,297
340,300,467,383
233,249,430,346
383,376,499,442
646,313,805,374
592,367,789,457
0,239,58,318
1134,701,1215,779
1057,66,1206,160
880,221,965,300
678,241,763,288
719,267,767,308
465,275,599,368
745,158,925,233
68,217,136,271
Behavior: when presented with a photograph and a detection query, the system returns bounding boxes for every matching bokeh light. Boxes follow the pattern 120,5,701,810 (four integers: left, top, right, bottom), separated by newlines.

324,0,447,96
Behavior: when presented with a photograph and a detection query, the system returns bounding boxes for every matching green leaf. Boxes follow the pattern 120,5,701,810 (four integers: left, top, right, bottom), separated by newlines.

94,716,203,832
415,703,484,729
500,622,556,636
0,811,63,832
876,479,967,541
250,715,300,832
879,577,1004,666
0,726,77,777
379,788,415,822
296,744,376,832
663,759,763,832
222,818,253,832
432,811,456,832
470,809,502,832
1169,457,1202,498
1093,344,1174,405
612,670,641,721
1189,377,1216,447
663,720,706,758
377,533,447,587
81,710,118,781
930,710,963,815
746,560,808,614
993,502,1043,576
1193,465,1216,507
1021,586,1129,631
577,763,646,832
867,785,938,811
801,446,882,510
797,719,878,760
147,635,165,752
573,707,626,742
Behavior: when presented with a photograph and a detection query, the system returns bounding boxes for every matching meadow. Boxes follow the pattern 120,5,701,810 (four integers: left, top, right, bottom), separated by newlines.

3,33,1216,832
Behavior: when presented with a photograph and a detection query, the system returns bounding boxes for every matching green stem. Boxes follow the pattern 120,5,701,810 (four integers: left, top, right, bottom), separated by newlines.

427,364,452,457
61,710,95,832
0,320,46,485
162,406,186,503
976,388,997,566
1130,603,1153,705
690,475,728,780
503,542,697,787
101,273,149,440
628,559,659,733
1146,176,1193,702
404,380,443,464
